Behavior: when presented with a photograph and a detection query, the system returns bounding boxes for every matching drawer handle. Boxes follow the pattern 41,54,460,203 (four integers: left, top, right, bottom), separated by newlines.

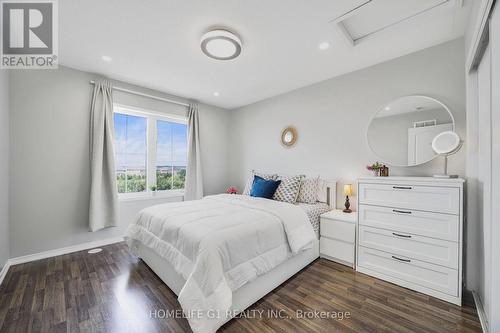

392,255,411,263
392,232,412,238
393,186,412,190
393,209,412,214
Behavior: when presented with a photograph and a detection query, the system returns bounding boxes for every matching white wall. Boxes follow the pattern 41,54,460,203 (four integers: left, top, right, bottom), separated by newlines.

465,0,483,62
9,66,230,258
229,38,466,211
0,70,9,269
464,1,497,331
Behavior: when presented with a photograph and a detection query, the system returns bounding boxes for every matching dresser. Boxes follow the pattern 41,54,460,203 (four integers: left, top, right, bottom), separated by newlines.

320,210,357,268
356,177,464,305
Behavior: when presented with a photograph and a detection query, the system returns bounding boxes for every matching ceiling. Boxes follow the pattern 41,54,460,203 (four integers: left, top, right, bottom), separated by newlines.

59,0,472,109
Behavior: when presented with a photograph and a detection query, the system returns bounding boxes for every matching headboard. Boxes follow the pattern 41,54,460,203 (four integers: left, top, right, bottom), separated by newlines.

318,179,337,209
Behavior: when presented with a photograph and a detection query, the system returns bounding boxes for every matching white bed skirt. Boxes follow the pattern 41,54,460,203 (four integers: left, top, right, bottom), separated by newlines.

136,238,319,328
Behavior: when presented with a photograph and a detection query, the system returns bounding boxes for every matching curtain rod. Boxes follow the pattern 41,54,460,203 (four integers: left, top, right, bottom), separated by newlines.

89,80,190,107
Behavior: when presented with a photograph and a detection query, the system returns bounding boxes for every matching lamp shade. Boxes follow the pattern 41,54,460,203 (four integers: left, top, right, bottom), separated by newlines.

343,184,353,196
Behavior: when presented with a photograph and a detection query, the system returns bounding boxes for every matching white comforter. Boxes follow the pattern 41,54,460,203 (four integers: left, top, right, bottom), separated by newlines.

125,194,316,333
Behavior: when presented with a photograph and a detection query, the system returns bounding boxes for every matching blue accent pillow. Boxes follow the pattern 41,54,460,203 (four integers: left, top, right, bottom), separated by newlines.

250,176,282,199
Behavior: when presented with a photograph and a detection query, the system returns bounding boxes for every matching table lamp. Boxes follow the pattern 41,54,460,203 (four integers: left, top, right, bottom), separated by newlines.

343,184,353,213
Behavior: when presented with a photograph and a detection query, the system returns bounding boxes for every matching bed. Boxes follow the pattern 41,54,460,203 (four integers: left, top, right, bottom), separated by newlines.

126,179,336,333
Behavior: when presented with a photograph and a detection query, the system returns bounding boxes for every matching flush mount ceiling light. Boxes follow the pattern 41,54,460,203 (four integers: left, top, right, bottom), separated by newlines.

201,29,242,60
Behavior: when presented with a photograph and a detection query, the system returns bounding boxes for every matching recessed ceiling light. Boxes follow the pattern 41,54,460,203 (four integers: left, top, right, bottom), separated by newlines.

318,42,330,50
213,92,220,97
384,106,391,111
201,29,242,60
101,55,112,62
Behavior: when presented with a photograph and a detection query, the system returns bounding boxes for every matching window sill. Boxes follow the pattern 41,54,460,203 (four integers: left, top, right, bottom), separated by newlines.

119,191,184,202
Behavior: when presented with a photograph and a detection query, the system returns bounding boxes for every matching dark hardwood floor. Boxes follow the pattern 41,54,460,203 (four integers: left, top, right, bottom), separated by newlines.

0,243,482,333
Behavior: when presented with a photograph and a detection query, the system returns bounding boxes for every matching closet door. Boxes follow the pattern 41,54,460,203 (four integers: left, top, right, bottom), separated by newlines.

477,41,491,325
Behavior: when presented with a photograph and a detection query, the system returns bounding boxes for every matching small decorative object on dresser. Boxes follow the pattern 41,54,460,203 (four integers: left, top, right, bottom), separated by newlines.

320,210,357,268
356,177,464,305
226,186,238,194
379,165,389,177
366,162,382,176
342,184,353,213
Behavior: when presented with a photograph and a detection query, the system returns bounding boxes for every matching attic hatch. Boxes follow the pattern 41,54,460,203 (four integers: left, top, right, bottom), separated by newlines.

330,0,462,46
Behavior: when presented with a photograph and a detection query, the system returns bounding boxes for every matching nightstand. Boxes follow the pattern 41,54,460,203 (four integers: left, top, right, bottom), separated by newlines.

320,209,357,268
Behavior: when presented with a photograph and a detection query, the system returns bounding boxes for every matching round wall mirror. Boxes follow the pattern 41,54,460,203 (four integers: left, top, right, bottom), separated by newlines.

281,126,297,147
367,95,455,167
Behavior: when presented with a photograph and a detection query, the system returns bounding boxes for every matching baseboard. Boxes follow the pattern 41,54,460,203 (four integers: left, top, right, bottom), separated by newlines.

472,290,489,333
319,254,355,269
0,236,124,287
0,261,10,288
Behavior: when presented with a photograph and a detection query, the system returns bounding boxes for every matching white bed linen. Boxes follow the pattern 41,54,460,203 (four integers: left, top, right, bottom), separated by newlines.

125,194,315,333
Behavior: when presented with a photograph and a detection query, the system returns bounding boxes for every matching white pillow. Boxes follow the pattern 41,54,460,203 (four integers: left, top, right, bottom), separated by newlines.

242,170,277,195
297,176,320,204
273,174,305,204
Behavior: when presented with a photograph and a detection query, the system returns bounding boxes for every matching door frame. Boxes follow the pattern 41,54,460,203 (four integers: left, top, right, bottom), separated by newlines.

488,4,500,332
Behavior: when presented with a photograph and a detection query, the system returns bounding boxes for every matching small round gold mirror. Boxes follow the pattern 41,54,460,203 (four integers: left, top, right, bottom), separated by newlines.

281,126,297,147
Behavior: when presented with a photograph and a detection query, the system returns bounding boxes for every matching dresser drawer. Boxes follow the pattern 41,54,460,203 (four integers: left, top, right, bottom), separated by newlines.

358,183,460,215
357,246,458,296
320,218,355,243
320,237,354,264
358,205,459,242
359,226,458,268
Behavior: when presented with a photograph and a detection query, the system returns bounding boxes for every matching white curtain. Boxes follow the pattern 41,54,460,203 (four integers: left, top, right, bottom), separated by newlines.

184,103,204,200
89,80,118,232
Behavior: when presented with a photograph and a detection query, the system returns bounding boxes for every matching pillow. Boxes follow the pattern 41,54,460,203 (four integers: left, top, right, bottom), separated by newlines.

243,170,277,195
273,174,305,203
297,176,320,204
250,176,282,199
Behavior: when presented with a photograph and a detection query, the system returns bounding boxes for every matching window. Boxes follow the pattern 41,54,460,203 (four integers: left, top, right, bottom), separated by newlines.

156,120,188,191
114,112,147,194
113,105,188,197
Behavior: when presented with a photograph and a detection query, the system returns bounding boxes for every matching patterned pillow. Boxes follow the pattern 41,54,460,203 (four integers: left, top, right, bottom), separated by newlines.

243,170,277,195
273,175,305,203
297,176,320,204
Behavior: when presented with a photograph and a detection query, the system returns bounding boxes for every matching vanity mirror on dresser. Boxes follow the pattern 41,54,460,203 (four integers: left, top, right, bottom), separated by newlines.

356,177,464,305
